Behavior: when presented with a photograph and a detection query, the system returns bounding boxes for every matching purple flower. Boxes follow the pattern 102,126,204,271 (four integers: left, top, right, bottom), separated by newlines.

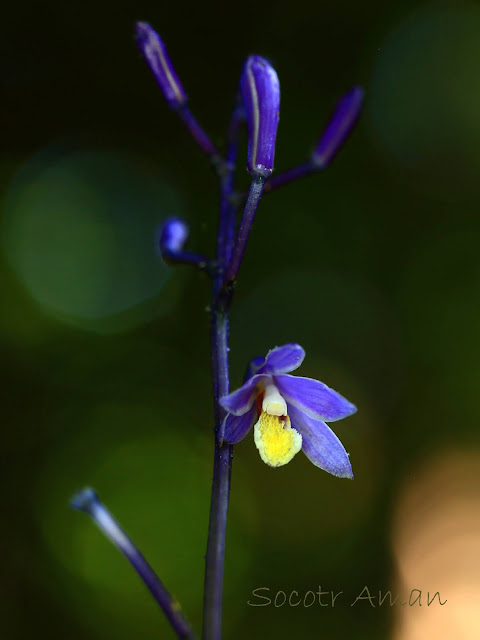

240,55,280,178
135,22,187,109
220,344,356,477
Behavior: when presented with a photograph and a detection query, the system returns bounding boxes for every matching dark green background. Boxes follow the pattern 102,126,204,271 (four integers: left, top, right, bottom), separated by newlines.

2,0,480,638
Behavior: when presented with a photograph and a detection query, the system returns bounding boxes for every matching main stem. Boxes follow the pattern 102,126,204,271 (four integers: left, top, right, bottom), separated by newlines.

203,307,232,640
202,156,238,640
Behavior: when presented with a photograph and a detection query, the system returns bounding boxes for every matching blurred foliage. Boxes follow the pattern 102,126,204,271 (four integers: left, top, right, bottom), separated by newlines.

2,0,480,638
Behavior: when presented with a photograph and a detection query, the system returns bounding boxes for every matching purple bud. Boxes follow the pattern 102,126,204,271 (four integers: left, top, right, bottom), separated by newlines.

135,22,187,109
240,55,280,178
158,217,189,255
311,87,364,168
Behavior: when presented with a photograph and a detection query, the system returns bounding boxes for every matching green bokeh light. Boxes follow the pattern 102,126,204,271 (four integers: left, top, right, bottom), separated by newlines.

399,229,480,427
369,3,480,197
2,148,184,332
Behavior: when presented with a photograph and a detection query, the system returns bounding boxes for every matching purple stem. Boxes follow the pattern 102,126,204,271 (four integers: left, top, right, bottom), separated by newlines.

220,102,245,266
202,100,245,640
203,182,265,640
71,488,196,640
177,106,222,169
224,175,265,284
263,161,315,193
161,248,213,273
202,239,232,640
202,162,267,640
203,309,232,640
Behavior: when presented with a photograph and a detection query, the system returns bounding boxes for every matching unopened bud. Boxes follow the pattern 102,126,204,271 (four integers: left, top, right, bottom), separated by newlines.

311,86,364,168
158,217,189,257
135,22,187,109
240,55,280,178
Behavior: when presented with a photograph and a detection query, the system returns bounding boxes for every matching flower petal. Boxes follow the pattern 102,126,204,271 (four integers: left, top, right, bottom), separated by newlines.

246,356,266,380
257,343,306,375
274,374,356,422
288,405,353,478
220,373,270,416
221,404,257,444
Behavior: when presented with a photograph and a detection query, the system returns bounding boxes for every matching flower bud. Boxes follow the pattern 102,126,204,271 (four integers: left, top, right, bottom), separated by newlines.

135,22,187,109
158,217,189,256
311,87,364,168
240,55,280,178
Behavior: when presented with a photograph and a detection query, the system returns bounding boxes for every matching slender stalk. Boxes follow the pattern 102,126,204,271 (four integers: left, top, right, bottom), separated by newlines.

177,106,223,171
231,162,313,208
202,246,233,640
71,488,196,640
263,160,316,193
224,175,265,284
162,248,214,274
232,160,317,203
203,309,232,640
222,102,245,265
202,170,266,640
202,194,234,640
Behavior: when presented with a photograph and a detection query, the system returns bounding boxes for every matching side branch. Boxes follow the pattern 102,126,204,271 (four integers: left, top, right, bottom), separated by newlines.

158,217,214,275
263,161,316,193
177,106,223,171
224,176,265,284
71,488,197,640
218,99,245,267
240,86,364,197
135,22,224,175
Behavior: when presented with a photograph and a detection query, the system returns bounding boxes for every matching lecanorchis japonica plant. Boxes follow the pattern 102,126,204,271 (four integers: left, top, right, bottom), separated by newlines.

71,22,363,640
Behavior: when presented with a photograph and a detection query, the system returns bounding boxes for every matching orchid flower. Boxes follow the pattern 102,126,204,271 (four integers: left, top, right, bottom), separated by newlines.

220,343,356,477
